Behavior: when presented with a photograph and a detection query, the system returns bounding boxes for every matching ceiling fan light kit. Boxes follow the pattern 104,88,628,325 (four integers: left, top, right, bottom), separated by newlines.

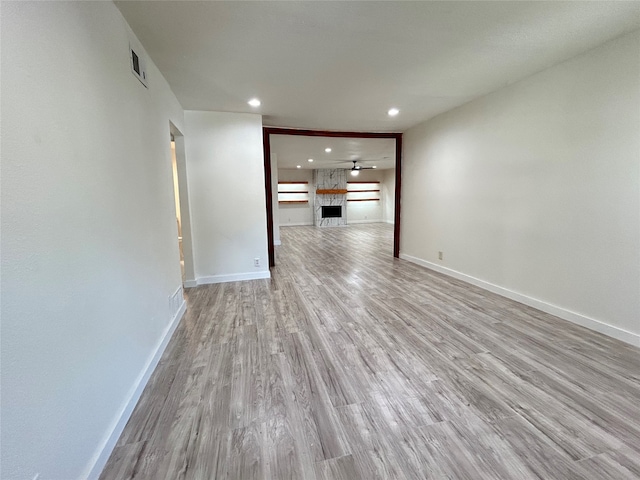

350,160,375,174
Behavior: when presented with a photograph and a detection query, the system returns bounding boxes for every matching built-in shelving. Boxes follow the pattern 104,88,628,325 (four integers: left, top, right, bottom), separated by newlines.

347,181,380,203
278,181,309,205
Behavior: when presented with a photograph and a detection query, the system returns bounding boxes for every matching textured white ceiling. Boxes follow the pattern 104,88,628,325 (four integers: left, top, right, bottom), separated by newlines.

271,135,396,170
116,1,640,132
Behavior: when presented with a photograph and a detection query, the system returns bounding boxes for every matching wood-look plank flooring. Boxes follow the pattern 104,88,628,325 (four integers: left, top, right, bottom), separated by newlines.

101,223,640,480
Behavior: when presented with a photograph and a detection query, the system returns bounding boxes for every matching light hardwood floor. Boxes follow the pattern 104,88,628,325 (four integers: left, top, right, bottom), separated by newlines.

100,223,640,480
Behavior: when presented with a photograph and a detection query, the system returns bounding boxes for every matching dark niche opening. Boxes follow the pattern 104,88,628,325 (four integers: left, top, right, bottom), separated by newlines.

322,205,342,218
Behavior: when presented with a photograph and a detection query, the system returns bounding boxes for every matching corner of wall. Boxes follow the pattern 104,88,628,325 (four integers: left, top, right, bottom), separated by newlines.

84,297,187,479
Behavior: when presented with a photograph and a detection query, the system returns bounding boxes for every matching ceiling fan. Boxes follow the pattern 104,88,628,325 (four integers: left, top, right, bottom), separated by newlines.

349,160,376,176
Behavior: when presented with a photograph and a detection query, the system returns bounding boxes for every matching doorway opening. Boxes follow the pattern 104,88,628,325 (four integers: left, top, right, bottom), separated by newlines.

169,123,196,287
170,136,185,281
263,128,402,267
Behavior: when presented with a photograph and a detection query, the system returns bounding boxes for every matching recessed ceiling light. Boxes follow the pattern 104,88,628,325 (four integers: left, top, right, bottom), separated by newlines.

388,108,399,117
248,98,261,107
296,165,301,169
372,166,377,169
325,148,332,153
308,158,314,162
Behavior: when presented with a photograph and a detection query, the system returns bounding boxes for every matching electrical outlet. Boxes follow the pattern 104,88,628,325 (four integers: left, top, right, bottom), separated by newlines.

254,258,260,267
438,251,443,260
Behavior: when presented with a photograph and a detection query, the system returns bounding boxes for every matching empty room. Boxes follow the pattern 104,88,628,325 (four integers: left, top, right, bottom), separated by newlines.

1,1,639,479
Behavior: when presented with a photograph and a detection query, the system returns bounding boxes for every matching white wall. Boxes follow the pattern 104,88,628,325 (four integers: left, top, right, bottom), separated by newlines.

401,31,640,346
346,169,385,224
277,168,394,226
278,169,315,226
1,2,187,479
382,169,396,224
184,111,270,283
271,154,281,245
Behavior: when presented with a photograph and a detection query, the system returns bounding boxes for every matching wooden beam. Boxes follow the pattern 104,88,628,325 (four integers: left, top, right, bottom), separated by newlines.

263,129,275,267
263,127,403,264
394,134,402,258
263,127,400,138
316,189,348,194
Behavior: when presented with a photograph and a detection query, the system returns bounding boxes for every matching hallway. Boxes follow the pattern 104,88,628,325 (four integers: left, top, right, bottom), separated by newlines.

101,224,640,479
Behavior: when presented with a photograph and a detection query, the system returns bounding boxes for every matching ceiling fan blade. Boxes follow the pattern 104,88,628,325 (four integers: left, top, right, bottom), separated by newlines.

329,159,382,163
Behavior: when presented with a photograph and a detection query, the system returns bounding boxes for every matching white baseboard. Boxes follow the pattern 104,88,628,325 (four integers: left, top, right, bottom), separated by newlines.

197,270,271,285
84,298,188,479
348,219,384,224
183,279,197,288
399,253,640,348
280,222,313,227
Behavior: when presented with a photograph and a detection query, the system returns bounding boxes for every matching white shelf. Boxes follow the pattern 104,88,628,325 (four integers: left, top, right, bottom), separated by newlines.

278,182,309,204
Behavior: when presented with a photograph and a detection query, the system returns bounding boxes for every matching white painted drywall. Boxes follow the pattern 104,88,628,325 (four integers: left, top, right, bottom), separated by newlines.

346,169,385,224
271,154,281,245
402,31,640,343
278,169,315,226
1,2,186,478
183,111,270,282
382,169,396,224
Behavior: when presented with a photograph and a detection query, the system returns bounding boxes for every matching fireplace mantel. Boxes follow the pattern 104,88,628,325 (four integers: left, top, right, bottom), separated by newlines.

316,189,348,195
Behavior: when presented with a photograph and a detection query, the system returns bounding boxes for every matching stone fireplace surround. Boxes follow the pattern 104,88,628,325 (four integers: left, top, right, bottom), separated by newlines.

314,169,347,227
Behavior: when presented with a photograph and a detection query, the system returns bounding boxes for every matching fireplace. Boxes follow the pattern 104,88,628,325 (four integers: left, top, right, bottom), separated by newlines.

314,169,347,227
322,205,342,218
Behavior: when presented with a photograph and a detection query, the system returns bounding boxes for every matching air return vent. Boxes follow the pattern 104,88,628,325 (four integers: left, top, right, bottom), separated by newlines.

129,44,148,88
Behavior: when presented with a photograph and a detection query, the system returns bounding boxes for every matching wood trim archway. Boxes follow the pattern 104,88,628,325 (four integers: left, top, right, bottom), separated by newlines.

263,127,402,267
